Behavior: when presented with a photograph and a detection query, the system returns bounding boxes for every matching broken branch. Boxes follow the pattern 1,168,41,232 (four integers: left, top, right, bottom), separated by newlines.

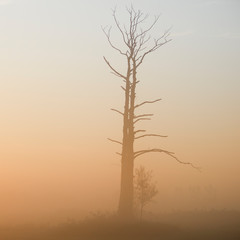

134,130,146,134
134,113,154,118
135,134,168,139
134,118,151,124
135,98,161,108
111,108,124,116
107,138,123,145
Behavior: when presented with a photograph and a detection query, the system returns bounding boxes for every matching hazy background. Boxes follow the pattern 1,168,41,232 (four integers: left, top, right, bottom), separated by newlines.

0,0,240,225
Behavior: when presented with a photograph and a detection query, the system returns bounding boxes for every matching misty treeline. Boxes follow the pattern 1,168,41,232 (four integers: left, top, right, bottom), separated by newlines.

103,5,198,220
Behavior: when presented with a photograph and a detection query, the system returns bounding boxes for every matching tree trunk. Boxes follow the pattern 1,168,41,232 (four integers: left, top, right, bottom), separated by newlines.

118,153,134,219
118,60,137,220
118,100,135,218
140,204,143,221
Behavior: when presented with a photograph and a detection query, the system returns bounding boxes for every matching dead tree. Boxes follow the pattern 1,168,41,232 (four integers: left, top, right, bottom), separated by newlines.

103,6,198,220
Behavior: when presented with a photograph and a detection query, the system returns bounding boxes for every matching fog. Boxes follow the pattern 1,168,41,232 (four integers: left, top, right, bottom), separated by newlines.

1,150,240,225
0,0,240,239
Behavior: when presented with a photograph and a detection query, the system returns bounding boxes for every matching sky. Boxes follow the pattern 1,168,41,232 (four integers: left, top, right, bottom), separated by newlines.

0,0,240,224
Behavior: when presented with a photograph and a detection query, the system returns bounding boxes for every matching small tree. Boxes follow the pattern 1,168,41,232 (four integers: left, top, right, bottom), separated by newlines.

134,166,158,220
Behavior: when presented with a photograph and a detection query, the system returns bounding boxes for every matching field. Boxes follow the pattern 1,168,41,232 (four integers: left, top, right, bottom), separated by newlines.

1,210,240,240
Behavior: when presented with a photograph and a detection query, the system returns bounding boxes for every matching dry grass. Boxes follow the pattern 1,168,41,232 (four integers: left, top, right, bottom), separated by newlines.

0,210,240,240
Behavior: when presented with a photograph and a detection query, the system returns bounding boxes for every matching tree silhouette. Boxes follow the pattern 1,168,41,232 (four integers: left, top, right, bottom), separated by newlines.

134,166,158,221
103,6,198,220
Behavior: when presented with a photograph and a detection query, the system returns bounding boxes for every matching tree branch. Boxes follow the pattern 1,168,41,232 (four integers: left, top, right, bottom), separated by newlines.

112,8,130,48
121,86,126,91
110,72,126,79
111,108,124,116
135,134,168,139
136,30,172,68
135,98,161,108
134,113,154,118
134,118,151,124
134,148,200,171
103,56,127,79
108,138,123,145
102,26,127,56
134,148,174,158
135,15,160,41
134,130,146,134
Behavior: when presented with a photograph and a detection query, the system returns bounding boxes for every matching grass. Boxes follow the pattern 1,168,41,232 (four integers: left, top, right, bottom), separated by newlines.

0,210,240,240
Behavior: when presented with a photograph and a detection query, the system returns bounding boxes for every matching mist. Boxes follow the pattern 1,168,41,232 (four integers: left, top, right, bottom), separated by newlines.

1,0,240,239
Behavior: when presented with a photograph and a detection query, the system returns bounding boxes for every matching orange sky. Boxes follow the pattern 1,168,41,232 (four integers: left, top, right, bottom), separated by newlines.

0,0,240,225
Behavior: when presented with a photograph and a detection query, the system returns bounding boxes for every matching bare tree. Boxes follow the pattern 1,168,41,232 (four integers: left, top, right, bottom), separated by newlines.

103,6,198,220
134,166,158,221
